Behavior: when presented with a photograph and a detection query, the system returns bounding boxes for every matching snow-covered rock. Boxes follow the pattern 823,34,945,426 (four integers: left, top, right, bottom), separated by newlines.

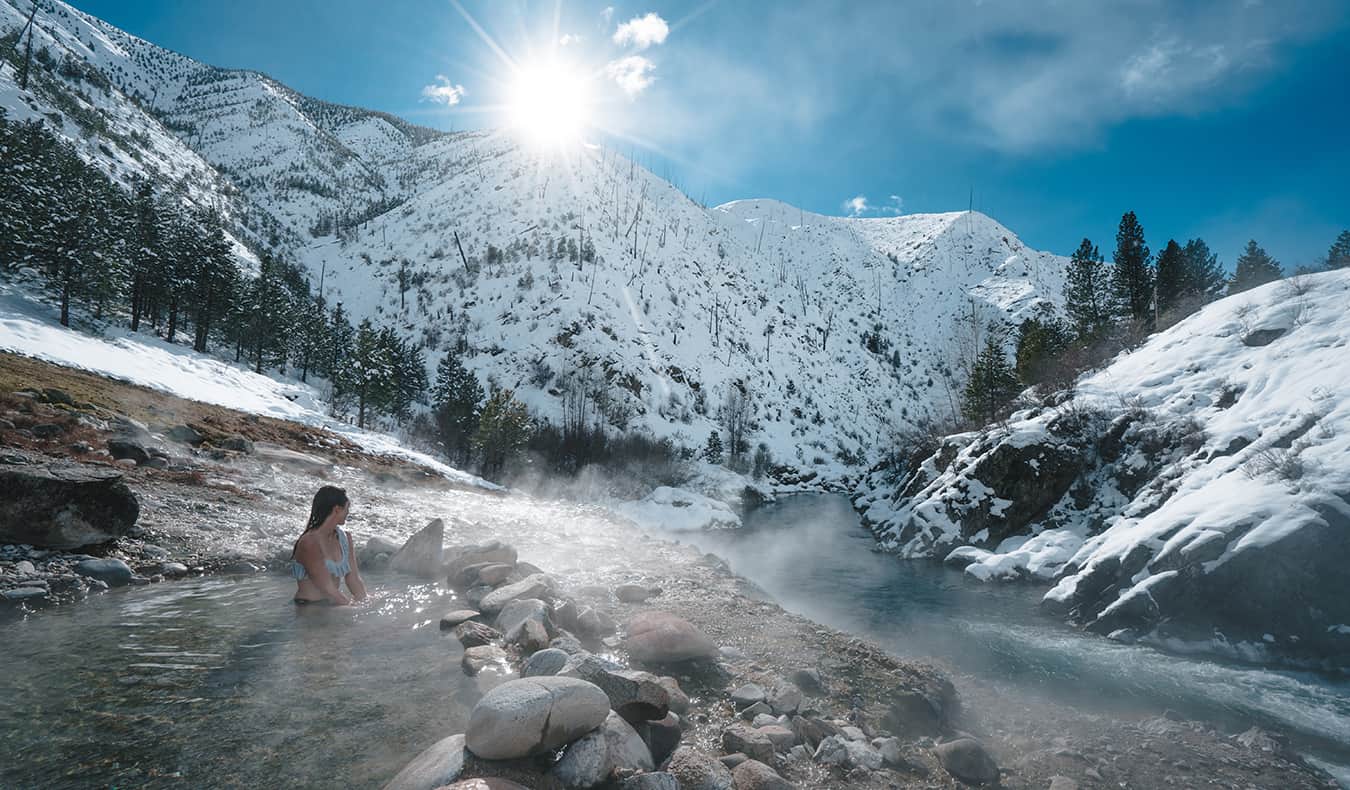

857,269,1350,665
611,486,742,532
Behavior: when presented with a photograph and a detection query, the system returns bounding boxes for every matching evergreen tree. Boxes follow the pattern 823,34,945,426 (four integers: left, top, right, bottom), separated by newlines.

1153,239,1186,317
384,329,427,423
1014,314,1071,387
1110,211,1153,323
1327,230,1350,270
473,388,531,479
351,318,394,429
1064,238,1111,340
962,330,1020,425
325,303,357,413
432,351,485,467
187,208,234,352
127,180,161,331
1179,238,1226,304
1229,240,1283,294
702,430,724,464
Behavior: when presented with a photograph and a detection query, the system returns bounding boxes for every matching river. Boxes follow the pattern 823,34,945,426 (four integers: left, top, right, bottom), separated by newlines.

691,493,1350,786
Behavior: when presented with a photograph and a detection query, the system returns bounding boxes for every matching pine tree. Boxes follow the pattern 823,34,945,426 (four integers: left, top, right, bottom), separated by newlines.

1014,314,1071,387
473,388,531,479
1153,239,1186,317
127,180,160,331
187,208,234,352
1110,211,1153,323
351,318,394,429
702,430,724,464
1327,230,1350,270
962,330,1020,425
432,351,485,467
325,303,356,413
1064,238,1111,340
1229,240,1283,294
1179,238,1226,304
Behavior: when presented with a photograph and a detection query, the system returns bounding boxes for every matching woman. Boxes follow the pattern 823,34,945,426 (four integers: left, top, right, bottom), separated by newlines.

291,485,367,605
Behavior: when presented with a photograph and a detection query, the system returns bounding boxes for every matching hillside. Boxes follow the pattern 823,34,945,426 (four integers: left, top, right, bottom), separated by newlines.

0,0,1068,476
855,268,1350,666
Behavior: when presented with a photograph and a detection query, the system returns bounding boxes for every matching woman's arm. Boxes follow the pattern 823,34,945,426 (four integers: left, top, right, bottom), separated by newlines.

344,532,367,602
296,538,350,605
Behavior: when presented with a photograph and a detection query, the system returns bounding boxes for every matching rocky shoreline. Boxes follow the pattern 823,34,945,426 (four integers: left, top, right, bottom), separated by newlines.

0,355,1340,789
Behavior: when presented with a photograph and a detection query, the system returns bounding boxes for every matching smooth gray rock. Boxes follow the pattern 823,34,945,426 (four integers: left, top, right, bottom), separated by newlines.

623,611,718,665
615,583,656,603
0,457,140,548
658,676,690,715
641,712,682,766
166,425,204,446
522,647,569,677
722,724,775,763
601,710,654,772
107,438,150,464
495,598,551,637
157,561,189,578
439,610,481,630
453,621,501,648
461,645,510,677
552,726,608,788
563,654,670,723
2,587,48,602
444,541,518,585
730,683,767,709
935,738,999,785
787,668,825,695
667,747,734,790
479,573,552,615
577,605,617,637
74,558,133,587
464,677,610,760
381,733,465,790
766,682,802,716
390,519,444,579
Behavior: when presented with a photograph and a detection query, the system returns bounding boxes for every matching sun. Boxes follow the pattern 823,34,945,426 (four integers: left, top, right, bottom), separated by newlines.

506,59,593,148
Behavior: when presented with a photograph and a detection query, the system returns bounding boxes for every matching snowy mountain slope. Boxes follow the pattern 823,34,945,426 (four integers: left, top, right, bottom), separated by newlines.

1,0,1068,475
855,269,1350,665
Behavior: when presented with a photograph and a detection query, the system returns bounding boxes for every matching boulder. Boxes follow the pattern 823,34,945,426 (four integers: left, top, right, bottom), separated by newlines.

731,759,794,790
453,621,502,648
464,677,611,760
740,702,772,721
444,541,518,585
787,668,825,695
551,598,581,633
439,610,481,630
577,606,617,637
0,458,140,548
41,387,74,405
720,754,749,770
552,725,609,788
623,611,719,665
620,773,679,790
766,682,802,716
362,536,402,564
722,724,775,763
730,683,767,709
522,648,569,677
31,423,64,439
479,574,552,615
934,738,999,785
758,725,795,752
464,585,493,610
882,690,947,738
658,677,690,715
461,645,510,677
873,737,905,768
381,733,465,790
563,654,670,723
666,747,734,790
107,438,151,465
601,710,655,772
216,435,254,453
391,519,444,579
615,584,656,603
74,558,134,587
495,598,552,636
476,563,515,587
813,735,882,771
2,587,48,603
640,712,682,766
166,424,204,446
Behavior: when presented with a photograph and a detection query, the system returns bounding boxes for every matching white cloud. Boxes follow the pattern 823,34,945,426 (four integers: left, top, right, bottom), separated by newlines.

420,75,466,105
844,195,869,216
613,12,669,50
843,194,903,217
606,56,656,97
559,33,581,47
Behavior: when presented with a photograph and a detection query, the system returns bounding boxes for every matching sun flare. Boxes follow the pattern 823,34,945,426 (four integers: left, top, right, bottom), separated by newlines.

506,60,593,148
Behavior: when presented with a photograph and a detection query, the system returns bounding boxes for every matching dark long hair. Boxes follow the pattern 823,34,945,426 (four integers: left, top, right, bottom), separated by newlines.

291,485,348,558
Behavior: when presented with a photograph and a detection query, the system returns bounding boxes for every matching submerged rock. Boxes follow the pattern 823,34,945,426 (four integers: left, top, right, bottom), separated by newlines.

381,733,465,790
74,558,134,587
464,677,610,760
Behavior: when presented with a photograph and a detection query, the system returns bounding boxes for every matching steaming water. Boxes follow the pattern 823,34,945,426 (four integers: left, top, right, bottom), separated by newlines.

693,493,1350,787
0,576,489,789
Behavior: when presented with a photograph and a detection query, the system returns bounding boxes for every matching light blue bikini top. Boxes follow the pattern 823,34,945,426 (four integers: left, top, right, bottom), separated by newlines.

292,528,351,581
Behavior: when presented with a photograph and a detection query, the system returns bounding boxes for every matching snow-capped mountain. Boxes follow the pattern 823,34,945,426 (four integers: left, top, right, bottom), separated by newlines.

0,0,1067,473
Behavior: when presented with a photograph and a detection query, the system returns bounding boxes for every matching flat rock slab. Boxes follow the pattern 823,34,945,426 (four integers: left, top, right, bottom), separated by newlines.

0,459,139,549
465,677,610,760
439,610,481,630
479,574,552,615
392,519,445,579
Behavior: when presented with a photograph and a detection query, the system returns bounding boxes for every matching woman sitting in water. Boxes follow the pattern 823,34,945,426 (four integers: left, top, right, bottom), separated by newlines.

291,485,367,606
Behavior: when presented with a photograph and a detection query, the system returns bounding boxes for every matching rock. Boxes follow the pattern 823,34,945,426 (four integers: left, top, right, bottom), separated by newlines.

439,610,481,630
551,634,588,656
1048,777,1079,790
476,563,514,586
730,683,767,709
42,388,74,405
563,654,670,723
873,737,904,767
494,598,553,652
552,726,609,788
577,606,618,637
934,738,999,785
766,682,802,716
435,781,530,790
463,585,493,610
624,611,719,665
31,423,64,439
166,424,204,445
362,536,402,564
620,773,679,790
787,668,825,695
107,438,151,465
751,714,778,729
658,676,690,715
381,733,466,790
2,587,48,602
813,736,882,771
157,561,189,578
453,621,502,648
758,725,795,752
840,726,866,742
461,645,509,677
722,724,776,763
641,712,682,766
221,560,258,575
731,759,794,790
465,677,611,760
0,458,140,548
882,689,947,738
616,583,656,603
391,519,444,579
666,747,734,790
522,647,569,677
479,574,552,615
601,710,655,772
216,435,253,453
740,702,772,721
1235,726,1283,752
444,541,518,585
15,559,37,576
720,754,749,770
74,558,134,587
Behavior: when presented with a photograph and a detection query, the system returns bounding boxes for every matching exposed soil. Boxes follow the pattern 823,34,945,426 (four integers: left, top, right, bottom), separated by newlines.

0,352,1336,789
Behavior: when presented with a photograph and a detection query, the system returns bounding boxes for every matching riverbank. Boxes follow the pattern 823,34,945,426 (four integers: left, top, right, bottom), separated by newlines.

0,354,1339,788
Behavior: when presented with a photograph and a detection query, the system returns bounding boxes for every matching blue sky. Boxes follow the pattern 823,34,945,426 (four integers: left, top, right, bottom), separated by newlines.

70,0,1350,268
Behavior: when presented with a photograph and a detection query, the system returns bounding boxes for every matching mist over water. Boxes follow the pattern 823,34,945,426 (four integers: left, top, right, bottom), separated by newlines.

690,493,1350,786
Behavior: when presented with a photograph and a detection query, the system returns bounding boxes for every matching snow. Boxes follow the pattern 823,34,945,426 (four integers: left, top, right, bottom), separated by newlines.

609,486,742,532
0,282,495,490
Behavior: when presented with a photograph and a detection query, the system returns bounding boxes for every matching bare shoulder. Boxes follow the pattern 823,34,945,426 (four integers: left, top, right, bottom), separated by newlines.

294,531,321,557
